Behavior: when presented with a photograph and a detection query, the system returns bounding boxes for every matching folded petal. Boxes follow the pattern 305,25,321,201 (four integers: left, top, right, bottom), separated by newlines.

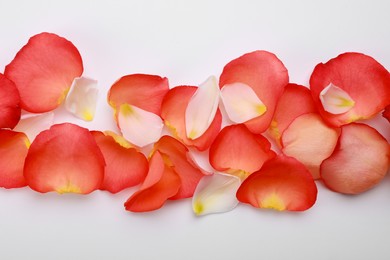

0,74,21,129
268,83,316,143
4,32,83,113
237,155,318,211
24,123,105,194
0,130,29,188
310,52,390,126
91,131,149,193
65,77,98,121
281,113,340,179
219,51,289,133
321,123,390,194
118,104,163,147
383,105,390,123
161,86,222,151
185,76,220,139
192,173,241,216
209,124,276,178
124,151,181,212
13,112,54,142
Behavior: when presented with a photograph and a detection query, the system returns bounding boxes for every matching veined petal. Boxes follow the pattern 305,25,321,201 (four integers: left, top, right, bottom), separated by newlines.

4,32,83,113
237,155,318,212
0,130,29,188
24,123,105,194
13,112,54,142
220,82,267,123
320,83,355,114
65,77,98,121
321,123,390,194
185,76,220,140
192,173,241,216
118,104,163,147
0,74,21,129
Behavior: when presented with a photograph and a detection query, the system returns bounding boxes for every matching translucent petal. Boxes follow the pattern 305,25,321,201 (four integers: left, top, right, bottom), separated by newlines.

320,83,355,114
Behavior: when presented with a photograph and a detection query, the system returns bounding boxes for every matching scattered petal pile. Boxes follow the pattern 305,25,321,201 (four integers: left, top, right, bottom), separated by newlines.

0,32,389,217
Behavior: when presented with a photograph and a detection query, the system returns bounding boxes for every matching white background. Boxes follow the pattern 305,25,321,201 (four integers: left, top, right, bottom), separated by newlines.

1,0,390,259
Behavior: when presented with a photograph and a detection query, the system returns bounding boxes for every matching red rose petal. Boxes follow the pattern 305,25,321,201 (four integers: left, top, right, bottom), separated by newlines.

0,74,21,129
237,155,317,211
24,123,105,194
321,123,390,194
219,51,289,133
383,105,390,123
4,32,83,113
0,130,29,188
91,131,148,193
161,86,222,151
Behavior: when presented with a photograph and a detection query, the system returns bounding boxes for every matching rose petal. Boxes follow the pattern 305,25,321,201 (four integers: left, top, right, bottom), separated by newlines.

13,112,54,142
319,83,355,114
383,105,390,123
4,32,83,113
321,123,390,194
281,113,340,179
0,73,21,129
24,123,105,194
237,155,317,211
219,50,289,133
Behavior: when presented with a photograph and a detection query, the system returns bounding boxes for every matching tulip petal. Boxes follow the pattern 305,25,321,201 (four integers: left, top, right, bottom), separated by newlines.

124,151,181,212
65,77,98,121
237,155,317,211
13,112,54,142
0,130,29,188
24,123,105,194
310,52,390,126
91,131,149,193
185,76,220,140
319,83,355,114
209,124,276,178
118,104,163,147
0,74,21,129
192,173,241,216
219,51,289,133
281,113,340,179
162,86,222,151
321,123,390,194
4,32,83,113
220,82,267,124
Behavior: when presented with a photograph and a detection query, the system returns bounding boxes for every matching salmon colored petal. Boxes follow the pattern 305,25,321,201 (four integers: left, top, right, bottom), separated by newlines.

383,105,390,123
192,173,241,216
118,104,163,147
4,32,83,113
124,151,181,212
13,112,54,142
0,74,21,129
0,130,29,188
320,83,355,114
24,123,105,194
161,86,222,151
310,52,390,126
321,123,390,194
219,50,289,133
65,77,98,121
209,124,276,178
237,155,318,211
107,74,169,116
91,131,149,193
153,135,206,199
268,83,316,144
185,76,220,140
281,113,340,179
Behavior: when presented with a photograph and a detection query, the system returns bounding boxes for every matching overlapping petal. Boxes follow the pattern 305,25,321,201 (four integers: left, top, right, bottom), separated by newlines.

383,105,390,123
0,74,21,129
24,123,105,194
310,52,390,126
219,50,289,133
237,155,317,211
321,123,390,194
13,112,54,141
4,32,83,113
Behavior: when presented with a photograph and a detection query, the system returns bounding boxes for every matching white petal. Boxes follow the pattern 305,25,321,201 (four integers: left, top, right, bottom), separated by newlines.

118,104,163,147
65,77,99,121
320,83,355,114
220,82,267,123
192,172,241,216
185,76,220,140
13,112,54,141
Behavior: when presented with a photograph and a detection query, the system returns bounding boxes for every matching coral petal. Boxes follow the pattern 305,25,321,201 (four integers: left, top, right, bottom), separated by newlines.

13,112,54,142
4,32,83,113
0,74,21,129
321,123,390,194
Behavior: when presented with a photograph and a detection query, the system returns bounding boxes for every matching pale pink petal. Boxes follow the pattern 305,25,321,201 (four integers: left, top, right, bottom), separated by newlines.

13,112,54,141
320,83,355,114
